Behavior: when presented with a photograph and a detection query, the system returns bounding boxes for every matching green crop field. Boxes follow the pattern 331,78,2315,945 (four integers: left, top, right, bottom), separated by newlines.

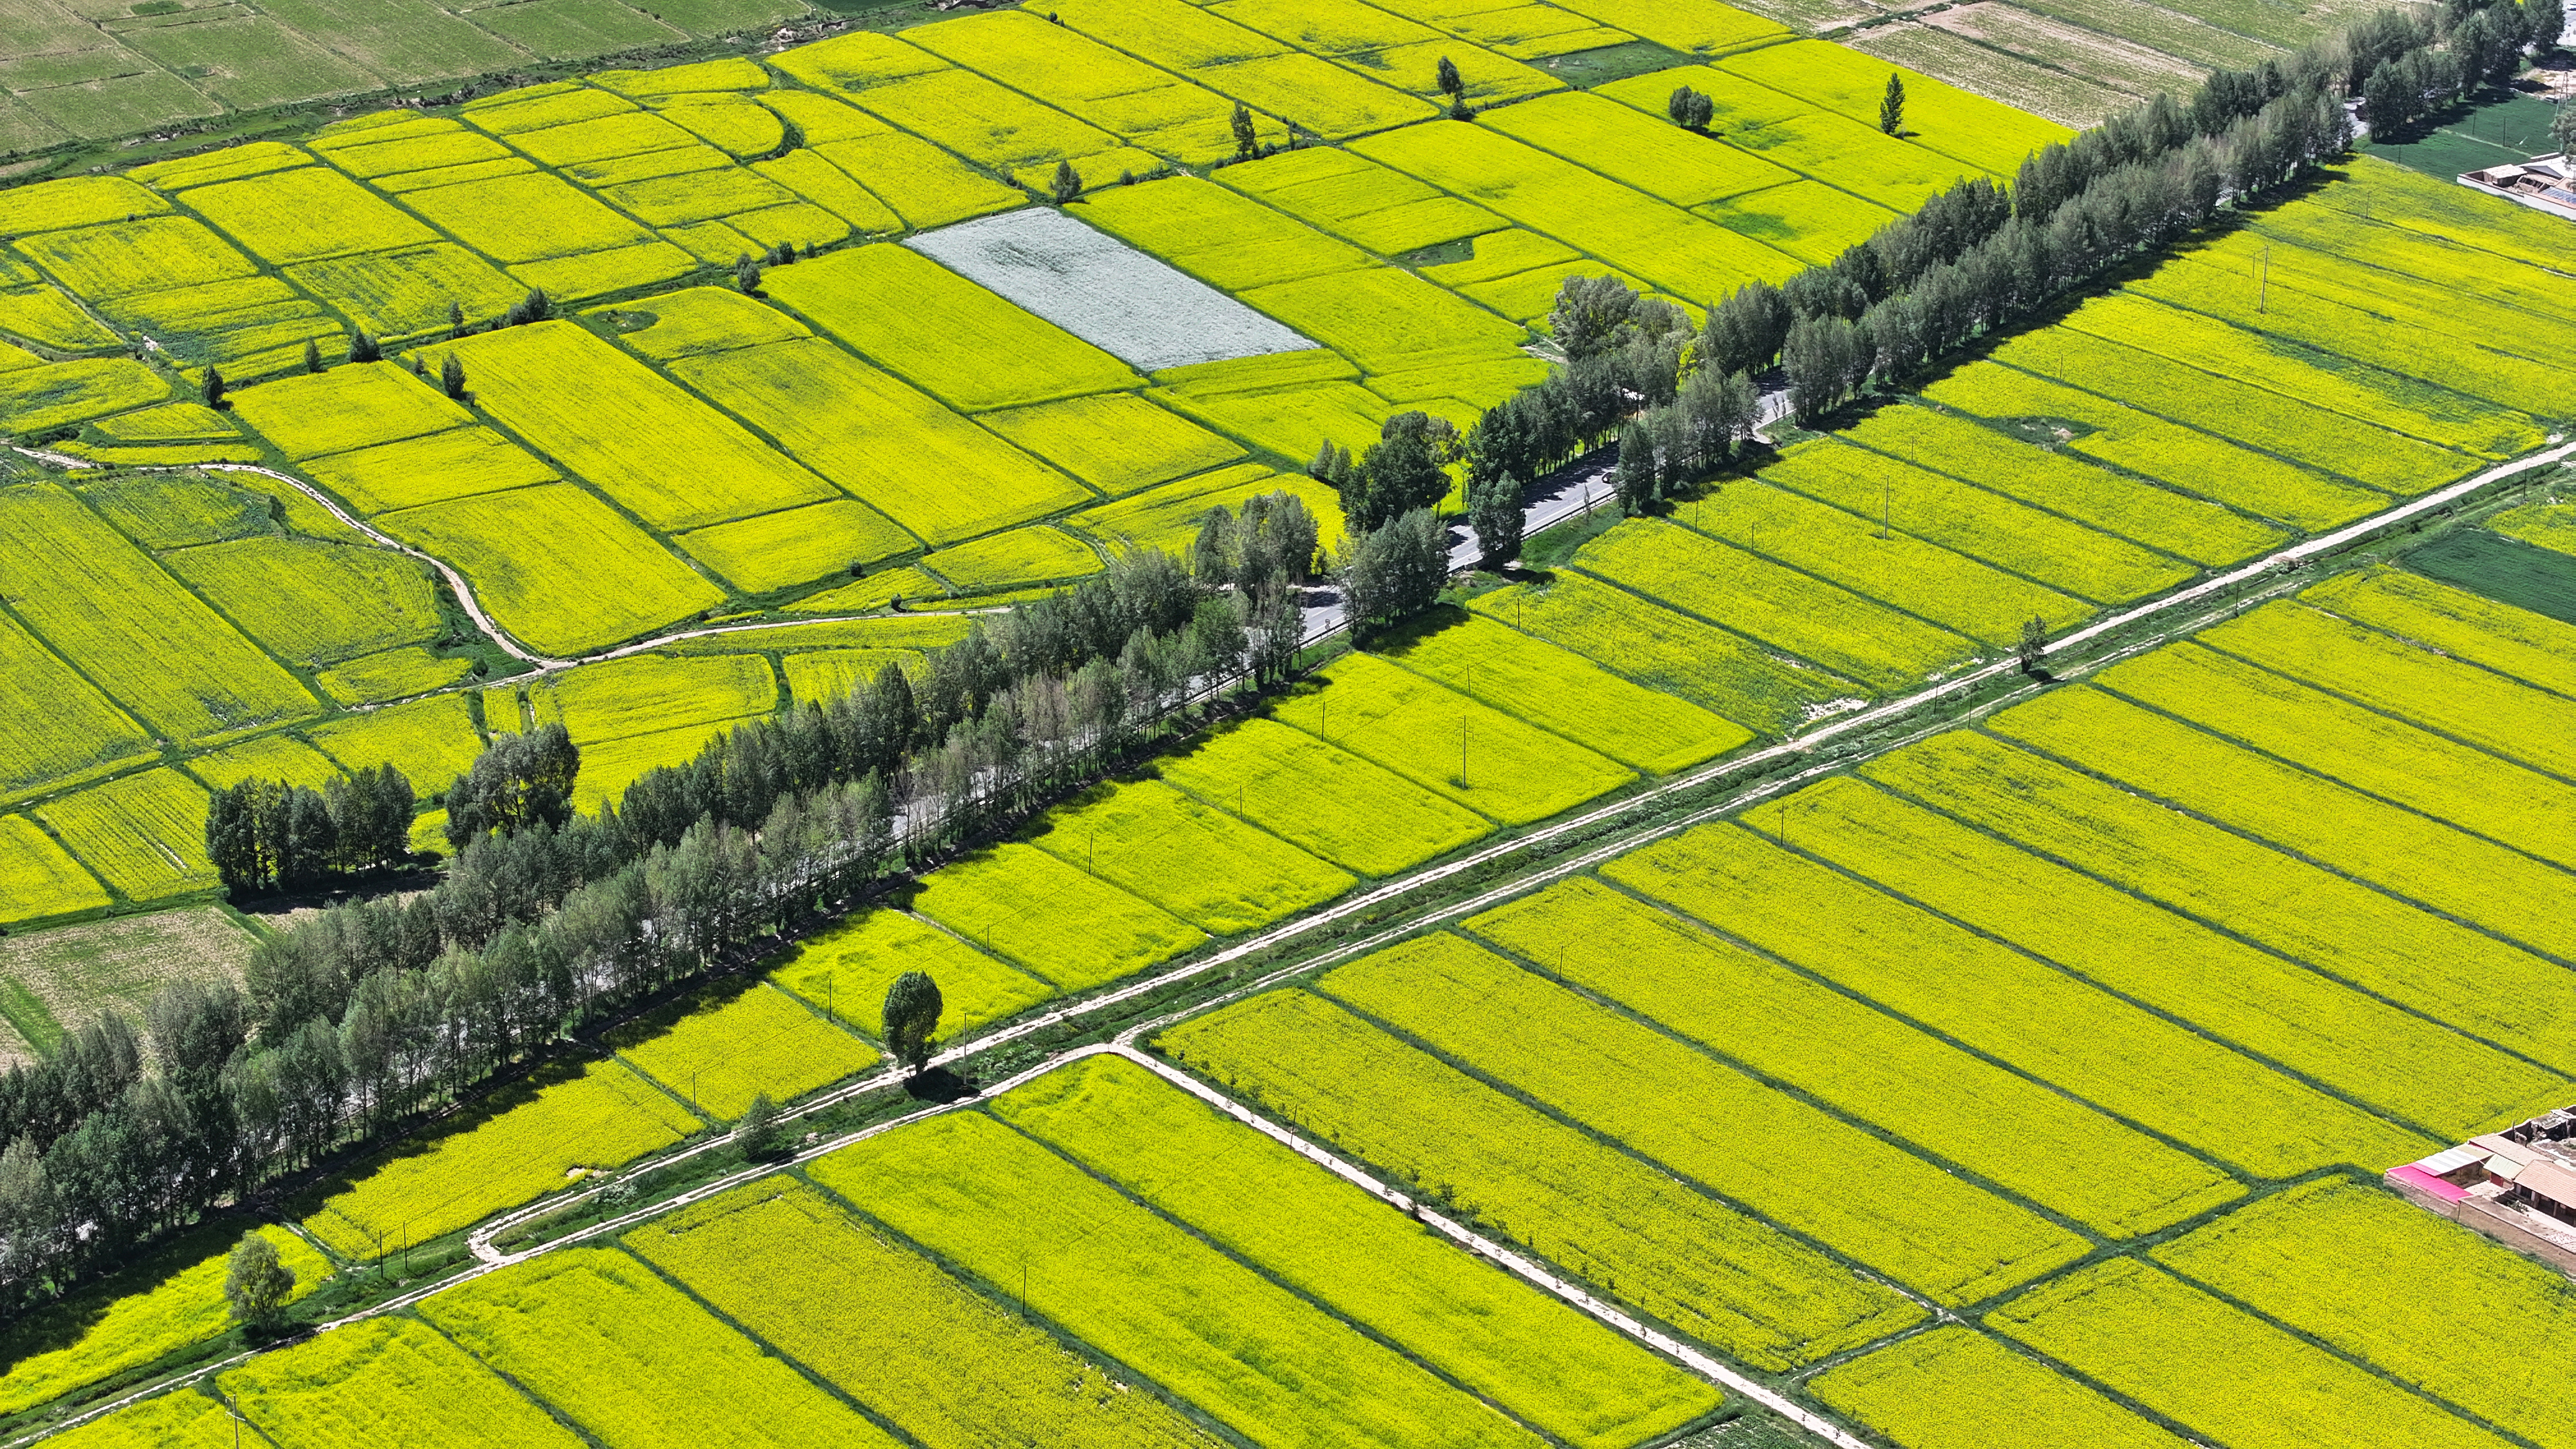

305,1058,699,1258
630,1180,1225,1449
910,841,1206,992
0,1227,328,1417
767,907,1053,1044
1990,1258,2514,1449
809,1105,1559,1449
12,8,2576,1444
419,1248,905,1449
223,1315,590,1449
1271,653,1635,825
1314,933,2092,1305
1152,716,1491,877
612,981,877,1117
993,1055,1724,1449
1163,985,1925,1368
1466,878,2243,1238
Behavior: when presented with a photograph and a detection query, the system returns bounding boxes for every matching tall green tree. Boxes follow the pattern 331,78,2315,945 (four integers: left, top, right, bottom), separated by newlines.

1880,72,1906,134
1437,55,1464,100
348,331,380,364
302,339,323,374
1051,159,1084,204
1667,85,1713,130
438,354,467,401
733,1092,783,1159
2017,617,2050,674
224,1233,295,1330
1468,470,1523,567
882,971,942,1073
1342,510,1450,629
201,368,226,408
1232,102,1259,160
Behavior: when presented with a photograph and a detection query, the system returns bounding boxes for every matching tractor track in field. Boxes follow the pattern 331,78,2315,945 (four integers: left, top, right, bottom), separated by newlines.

12,436,2571,1448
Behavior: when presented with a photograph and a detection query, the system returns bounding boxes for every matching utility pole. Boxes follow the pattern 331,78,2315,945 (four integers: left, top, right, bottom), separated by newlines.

2257,244,2269,313
1880,477,1891,539
1460,719,1469,788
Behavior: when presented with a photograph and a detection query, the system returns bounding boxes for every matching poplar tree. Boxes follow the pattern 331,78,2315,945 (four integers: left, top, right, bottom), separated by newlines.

439,354,467,401
1880,71,1906,134
882,971,942,1073
1050,159,1084,204
1232,102,1259,160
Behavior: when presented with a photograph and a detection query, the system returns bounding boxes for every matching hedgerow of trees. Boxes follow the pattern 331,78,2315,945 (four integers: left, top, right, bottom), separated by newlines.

0,514,1318,1312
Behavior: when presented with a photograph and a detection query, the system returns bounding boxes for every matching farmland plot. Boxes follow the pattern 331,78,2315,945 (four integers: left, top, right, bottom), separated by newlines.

1027,779,1354,935
376,485,723,655
665,336,1090,546
1782,772,2570,1140
1685,479,2092,644
1351,120,1802,305
905,9,1241,164
300,427,560,516
419,1249,905,1449
303,1059,699,1257
1466,878,2243,1237
222,1316,586,1449
0,614,154,801
2303,567,2576,702
30,1387,238,1448
1480,89,1796,208
907,208,1313,372
1271,653,1635,825
1159,988,1927,1368
1574,517,1976,691
629,1180,1224,1449
910,841,1205,991
677,499,916,590
995,1055,1726,1449
1861,731,2576,1096
763,245,1138,412
1841,403,2285,565
768,908,1052,1043
613,981,876,1117
163,537,440,667
1371,608,1750,772
229,362,472,461
1211,145,1506,257
1920,359,2387,530
531,651,774,746
1607,822,2435,1174
1992,686,2576,963
1814,1328,2189,1449
0,815,109,924
1468,572,1860,736
1989,1257,2515,1449
2154,1178,2576,1448
1989,325,2481,495
2094,640,2576,871
811,1108,1558,1449
177,165,436,266
1719,40,2069,174
0,485,312,746
2198,601,2576,785
0,1227,328,1417
1317,934,2090,1304
977,392,1244,496
1761,438,2195,604
1153,717,1491,877
443,321,837,532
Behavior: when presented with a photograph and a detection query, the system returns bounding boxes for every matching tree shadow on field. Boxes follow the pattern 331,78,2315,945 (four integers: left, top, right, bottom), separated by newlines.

901,1065,976,1104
